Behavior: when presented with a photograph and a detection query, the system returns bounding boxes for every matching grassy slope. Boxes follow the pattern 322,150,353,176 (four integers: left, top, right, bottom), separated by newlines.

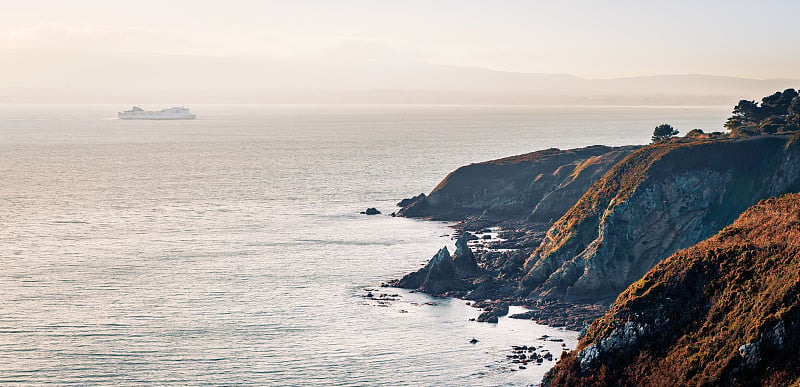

545,193,800,386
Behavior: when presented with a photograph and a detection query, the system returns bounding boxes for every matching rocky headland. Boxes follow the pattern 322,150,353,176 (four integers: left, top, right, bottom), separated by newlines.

398,145,638,227
390,88,800,383
393,133,800,328
391,145,640,328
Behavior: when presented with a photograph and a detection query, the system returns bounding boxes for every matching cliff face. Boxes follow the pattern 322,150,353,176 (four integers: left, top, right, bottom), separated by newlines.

522,135,800,303
545,193,800,386
398,145,638,225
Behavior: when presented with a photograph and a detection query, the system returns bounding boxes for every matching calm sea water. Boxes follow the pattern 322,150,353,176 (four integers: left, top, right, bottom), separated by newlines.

0,104,729,385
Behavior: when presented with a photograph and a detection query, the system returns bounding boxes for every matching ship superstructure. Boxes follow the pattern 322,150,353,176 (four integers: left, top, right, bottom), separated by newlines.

118,106,196,120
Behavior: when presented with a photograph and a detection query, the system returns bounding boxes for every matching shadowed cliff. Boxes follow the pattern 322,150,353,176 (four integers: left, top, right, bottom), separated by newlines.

544,193,800,386
398,145,638,225
521,134,800,303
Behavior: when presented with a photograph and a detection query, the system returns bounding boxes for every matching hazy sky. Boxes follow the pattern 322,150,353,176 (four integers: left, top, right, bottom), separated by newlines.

3,0,799,79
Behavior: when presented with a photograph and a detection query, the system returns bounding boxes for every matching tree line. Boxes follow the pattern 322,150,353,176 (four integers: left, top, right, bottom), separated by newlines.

651,88,800,144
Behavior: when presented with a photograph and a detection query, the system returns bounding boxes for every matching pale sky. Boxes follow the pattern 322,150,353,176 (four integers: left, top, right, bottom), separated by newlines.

2,1,799,103
3,0,799,78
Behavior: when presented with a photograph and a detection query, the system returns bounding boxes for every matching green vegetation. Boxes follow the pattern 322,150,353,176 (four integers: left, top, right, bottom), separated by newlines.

651,124,679,143
726,88,800,136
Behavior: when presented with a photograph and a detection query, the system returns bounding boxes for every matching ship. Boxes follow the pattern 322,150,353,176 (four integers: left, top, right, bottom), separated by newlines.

118,106,196,120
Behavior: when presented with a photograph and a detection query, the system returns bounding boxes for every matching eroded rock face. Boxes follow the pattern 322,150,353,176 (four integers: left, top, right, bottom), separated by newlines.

523,135,800,303
394,234,480,295
397,145,638,225
397,193,425,208
544,192,800,386
452,234,478,277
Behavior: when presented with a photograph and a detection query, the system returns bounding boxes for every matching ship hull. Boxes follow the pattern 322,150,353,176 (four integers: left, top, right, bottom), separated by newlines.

118,114,196,120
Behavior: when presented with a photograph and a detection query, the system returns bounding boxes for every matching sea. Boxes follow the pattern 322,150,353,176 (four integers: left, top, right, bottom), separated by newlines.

0,104,730,386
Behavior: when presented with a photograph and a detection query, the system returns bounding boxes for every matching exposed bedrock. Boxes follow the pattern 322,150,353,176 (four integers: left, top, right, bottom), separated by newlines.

544,193,800,386
393,234,480,295
522,134,800,303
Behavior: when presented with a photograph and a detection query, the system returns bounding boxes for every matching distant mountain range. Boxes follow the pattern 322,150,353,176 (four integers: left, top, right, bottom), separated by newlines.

1,49,797,105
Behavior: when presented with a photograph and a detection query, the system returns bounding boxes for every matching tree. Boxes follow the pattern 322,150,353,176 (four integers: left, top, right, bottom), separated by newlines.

761,88,797,117
732,99,763,122
652,124,679,143
789,95,800,116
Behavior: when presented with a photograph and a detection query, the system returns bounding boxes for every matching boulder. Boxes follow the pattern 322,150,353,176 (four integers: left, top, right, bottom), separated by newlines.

362,207,381,215
476,302,510,323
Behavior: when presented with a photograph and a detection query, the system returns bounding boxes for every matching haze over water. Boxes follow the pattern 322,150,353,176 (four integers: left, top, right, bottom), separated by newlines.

0,104,728,385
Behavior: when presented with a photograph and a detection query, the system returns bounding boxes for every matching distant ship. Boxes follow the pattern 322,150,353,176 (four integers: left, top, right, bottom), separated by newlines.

118,106,196,120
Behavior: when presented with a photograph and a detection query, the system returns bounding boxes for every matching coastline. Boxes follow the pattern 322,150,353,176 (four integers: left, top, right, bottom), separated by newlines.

358,283,579,382
386,219,608,331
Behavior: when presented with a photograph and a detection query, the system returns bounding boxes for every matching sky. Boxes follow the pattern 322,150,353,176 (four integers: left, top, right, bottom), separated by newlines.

1,1,799,103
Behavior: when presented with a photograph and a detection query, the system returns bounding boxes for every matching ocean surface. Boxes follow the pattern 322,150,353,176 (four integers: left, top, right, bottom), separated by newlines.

0,104,729,385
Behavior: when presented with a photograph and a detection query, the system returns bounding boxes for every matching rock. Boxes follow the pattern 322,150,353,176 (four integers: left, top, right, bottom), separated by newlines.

477,313,499,323
393,246,472,295
397,193,426,207
545,192,800,386
452,234,479,277
476,302,509,323
522,135,800,303
738,342,760,366
392,233,480,296
362,207,381,215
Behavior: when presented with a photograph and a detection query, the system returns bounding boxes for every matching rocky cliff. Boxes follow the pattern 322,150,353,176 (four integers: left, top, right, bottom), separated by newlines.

398,145,638,225
521,134,800,303
544,193,800,386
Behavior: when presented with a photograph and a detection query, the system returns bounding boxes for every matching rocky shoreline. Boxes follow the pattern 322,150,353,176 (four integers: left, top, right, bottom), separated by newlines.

383,90,800,384
385,219,607,331
388,135,800,333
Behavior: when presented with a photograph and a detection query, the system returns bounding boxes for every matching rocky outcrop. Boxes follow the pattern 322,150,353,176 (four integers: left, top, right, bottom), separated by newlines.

544,193,800,386
393,234,480,295
397,193,425,208
474,301,510,323
522,135,800,303
397,145,638,225
361,207,381,215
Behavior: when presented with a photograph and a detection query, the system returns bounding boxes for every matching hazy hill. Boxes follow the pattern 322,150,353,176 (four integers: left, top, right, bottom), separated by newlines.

1,49,796,104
